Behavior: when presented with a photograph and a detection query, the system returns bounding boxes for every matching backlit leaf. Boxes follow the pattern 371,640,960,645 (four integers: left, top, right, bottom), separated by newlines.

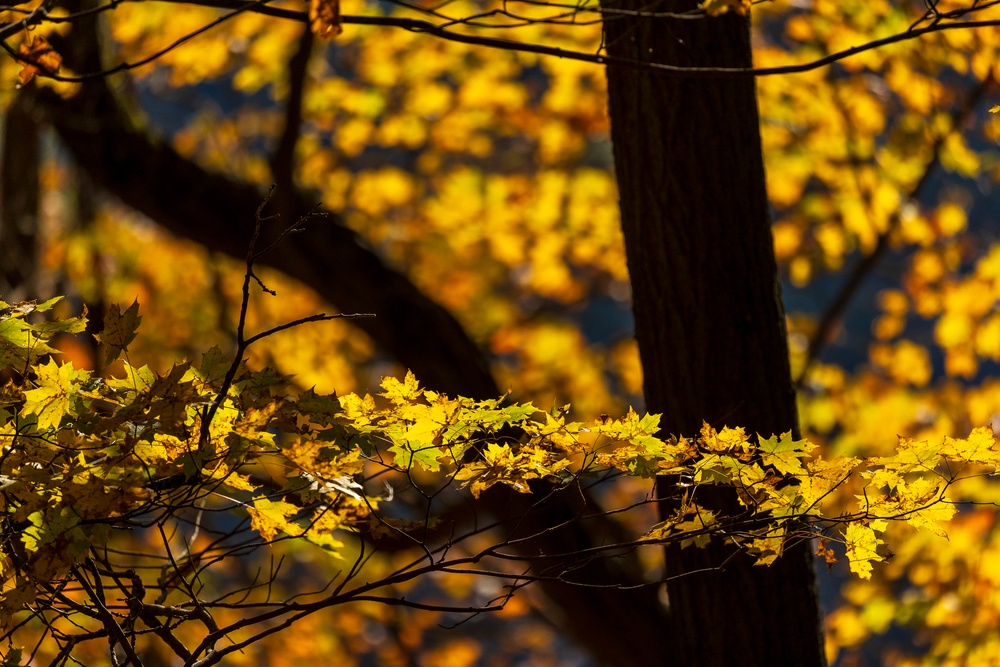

17,36,62,85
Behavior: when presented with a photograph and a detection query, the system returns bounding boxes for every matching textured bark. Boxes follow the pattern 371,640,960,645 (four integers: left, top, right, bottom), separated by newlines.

602,3,826,666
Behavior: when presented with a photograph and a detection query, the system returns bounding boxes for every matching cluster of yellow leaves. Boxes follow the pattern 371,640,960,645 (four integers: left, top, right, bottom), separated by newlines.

5,301,1000,634
0,299,377,621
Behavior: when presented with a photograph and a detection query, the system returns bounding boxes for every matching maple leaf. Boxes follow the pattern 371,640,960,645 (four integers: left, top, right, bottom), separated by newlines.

700,422,750,453
642,504,717,548
844,522,886,580
309,0,343,40
17,36,62,85
0,318,38,368
0,301,85,369
248,498,302,541
97,301,142,366
388,438,446,472
758,432,816,476
380,370,422,403
22,360,89,430
197,345,232,387
203,464,257,492
750,525,786,566
296,387,342,426
943,427,999,465
815,538,838,569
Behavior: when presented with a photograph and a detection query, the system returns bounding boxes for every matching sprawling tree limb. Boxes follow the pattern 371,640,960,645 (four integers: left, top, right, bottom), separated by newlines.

28,81,498,400
602,2,826,666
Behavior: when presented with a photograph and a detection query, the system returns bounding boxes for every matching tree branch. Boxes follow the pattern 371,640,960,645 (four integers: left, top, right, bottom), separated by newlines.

28,70,499,399
269,25,312,192
6,0,1000,80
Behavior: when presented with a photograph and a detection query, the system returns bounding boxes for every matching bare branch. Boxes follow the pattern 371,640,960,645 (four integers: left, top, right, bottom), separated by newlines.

6,0,1000,79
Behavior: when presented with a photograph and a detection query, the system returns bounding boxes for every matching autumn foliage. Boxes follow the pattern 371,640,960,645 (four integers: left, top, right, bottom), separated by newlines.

3,0,1000,664
1,238,999,662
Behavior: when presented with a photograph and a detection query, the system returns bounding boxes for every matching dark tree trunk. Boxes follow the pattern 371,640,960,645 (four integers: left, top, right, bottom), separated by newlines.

602,3,826,666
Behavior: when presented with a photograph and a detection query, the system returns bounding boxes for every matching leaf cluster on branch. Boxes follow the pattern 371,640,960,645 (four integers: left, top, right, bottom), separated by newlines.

1,217,998,664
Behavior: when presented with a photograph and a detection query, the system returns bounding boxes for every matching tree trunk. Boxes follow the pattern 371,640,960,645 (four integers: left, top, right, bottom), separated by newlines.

602,4,826,666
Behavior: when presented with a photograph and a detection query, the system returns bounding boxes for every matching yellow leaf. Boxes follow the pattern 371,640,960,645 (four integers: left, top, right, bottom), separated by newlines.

248,498,302,541
22,360,88,431
943,427,999,465
845,523,884,580
380,370,422,403
203,465,257,492
758,432,816,476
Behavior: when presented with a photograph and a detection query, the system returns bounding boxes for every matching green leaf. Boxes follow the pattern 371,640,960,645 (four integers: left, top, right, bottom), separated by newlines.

33,296,62,312
0,318,37,368
297,387,342,426
1,647,22,666
198,345,233,386
388,439,446,472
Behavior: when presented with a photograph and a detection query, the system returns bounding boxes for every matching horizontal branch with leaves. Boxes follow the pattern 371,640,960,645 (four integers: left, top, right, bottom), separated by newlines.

1,213,998,664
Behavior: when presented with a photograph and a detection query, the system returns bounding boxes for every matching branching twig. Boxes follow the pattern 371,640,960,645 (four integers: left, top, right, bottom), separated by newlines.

4,0,1000,80
198,188,374,446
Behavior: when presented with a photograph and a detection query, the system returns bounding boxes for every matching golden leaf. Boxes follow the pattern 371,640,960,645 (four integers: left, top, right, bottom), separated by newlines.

845,522,885,580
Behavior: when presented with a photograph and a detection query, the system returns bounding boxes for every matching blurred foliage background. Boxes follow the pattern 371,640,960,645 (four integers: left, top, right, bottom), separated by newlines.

3,0,1000,664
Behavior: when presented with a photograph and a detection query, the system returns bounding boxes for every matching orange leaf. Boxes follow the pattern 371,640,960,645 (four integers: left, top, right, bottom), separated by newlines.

18,36,62,85
309,0,343,40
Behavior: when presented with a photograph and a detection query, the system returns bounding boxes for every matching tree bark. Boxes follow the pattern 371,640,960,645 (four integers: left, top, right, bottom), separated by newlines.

602,4,826,666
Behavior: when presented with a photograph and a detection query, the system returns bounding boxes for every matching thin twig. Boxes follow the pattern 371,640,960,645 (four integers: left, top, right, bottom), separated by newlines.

5,0,1000,80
